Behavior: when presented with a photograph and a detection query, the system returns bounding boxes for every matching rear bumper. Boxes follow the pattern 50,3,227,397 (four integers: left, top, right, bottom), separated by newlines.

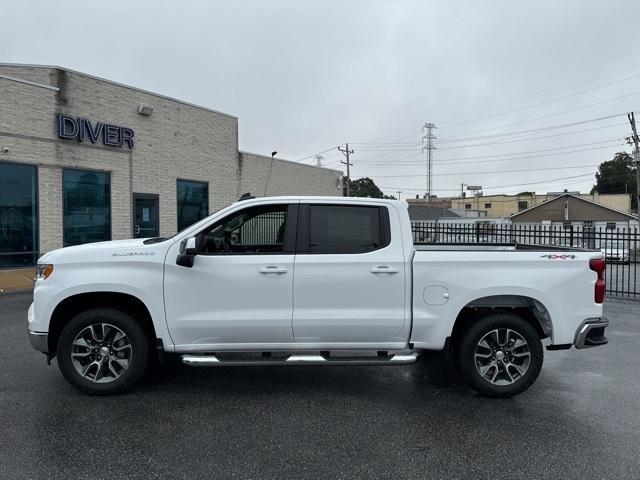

574,317,609,349
28,330,48,353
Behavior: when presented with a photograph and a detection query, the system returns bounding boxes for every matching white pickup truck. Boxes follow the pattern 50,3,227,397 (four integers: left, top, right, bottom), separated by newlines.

28,196,609,397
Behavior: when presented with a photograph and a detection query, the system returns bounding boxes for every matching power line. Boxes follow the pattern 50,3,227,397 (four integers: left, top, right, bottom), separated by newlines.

348,64,640,150
351,117,627,152
436,61,640,126
295,146,340,162
436,138,621,159
357,141,625,166
352,121,626,171
437,113,626,143
441,92,640,139
380,172,597,192
437,73,640,130
431,122,626,150
370,164,597,177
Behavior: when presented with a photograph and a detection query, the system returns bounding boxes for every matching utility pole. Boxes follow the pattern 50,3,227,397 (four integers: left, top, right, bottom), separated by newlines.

460,182,466,198
339,143,354,197
627,112,640,213
396,190,402,201
422,123,437,201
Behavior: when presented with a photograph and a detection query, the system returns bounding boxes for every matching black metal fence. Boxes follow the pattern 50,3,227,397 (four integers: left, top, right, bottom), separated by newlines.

237,211,286,245
412,221,640,300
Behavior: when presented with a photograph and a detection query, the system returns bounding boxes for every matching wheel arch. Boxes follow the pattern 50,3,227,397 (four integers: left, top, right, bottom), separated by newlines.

47,291,157,357
450,295,553,347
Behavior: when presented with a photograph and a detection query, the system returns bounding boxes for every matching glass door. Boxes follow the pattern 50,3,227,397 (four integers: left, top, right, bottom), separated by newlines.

133,193,159,238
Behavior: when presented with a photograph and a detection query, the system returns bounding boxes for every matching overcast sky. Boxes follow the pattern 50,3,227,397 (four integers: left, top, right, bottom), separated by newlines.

3,0,639,199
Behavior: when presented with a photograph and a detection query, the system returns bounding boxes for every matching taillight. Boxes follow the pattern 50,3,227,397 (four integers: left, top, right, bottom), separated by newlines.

590,258,606,304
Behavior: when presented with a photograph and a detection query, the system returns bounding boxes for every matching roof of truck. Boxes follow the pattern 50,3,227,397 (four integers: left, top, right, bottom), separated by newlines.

236,195,407,205
236,196,406,205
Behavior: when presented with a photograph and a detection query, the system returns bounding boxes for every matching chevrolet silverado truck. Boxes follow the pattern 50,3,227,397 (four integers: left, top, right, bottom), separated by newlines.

28,196,609,397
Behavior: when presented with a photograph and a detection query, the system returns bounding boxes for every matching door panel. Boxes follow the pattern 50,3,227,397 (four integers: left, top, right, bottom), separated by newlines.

164,254,295,346
292,204,407,344
164,202,296,348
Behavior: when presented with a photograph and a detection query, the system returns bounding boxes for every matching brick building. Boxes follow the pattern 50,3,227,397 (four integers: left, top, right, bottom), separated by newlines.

0,63,342,268
450,191,632,218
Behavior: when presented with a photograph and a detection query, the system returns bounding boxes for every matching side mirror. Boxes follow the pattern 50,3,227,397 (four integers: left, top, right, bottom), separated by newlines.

176,236,198,268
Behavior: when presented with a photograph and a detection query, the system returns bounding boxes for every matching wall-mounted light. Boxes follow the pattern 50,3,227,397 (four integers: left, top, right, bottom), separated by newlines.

138,104,154,116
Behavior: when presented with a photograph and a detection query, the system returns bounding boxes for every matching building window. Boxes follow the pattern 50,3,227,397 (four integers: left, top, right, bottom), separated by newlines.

177,179,209,232
465,203,472,209
0,162,38,267
606,222,616,230
63,169,111,247
484,203,491,209
517,201,528,211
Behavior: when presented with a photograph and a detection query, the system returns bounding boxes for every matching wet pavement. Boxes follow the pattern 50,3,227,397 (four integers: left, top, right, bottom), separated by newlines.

1,292,638,479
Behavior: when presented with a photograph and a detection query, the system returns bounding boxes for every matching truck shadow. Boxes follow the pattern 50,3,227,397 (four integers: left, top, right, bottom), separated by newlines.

141,350,471,398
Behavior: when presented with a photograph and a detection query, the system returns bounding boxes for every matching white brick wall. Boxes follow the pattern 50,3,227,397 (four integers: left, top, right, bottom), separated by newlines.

0,64,342,256
239,151,342,197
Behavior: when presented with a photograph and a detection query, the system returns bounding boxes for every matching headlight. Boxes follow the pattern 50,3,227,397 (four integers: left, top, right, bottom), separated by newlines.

35,264,54,280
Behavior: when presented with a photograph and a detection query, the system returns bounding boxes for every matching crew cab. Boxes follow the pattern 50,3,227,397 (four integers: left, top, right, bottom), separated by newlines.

28,196,609,397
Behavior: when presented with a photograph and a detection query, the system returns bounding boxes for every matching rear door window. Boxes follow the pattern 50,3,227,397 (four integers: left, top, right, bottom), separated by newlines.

302,204,389,254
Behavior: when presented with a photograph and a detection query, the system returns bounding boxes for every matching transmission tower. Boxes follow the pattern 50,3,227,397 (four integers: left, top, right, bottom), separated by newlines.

422,122,437,201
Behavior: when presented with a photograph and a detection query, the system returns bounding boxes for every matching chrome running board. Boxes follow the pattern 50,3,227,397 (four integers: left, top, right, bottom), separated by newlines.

181,352,419,367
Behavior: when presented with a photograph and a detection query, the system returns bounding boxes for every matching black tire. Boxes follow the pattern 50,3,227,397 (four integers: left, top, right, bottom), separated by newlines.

455,312,543,398
57,308,150,395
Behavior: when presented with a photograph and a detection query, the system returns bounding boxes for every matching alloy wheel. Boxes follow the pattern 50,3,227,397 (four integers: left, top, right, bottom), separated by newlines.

70,323,132,383
474,328,531,386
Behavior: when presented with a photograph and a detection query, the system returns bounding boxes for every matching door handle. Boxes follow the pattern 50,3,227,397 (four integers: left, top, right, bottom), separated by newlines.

259,266,288,274
371,266,399,274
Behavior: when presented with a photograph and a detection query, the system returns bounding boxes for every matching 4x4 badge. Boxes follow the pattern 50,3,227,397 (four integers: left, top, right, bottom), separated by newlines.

540,254,577,260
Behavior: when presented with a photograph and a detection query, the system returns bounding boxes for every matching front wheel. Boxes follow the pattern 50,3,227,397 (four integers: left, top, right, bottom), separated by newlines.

57,308,150,395
456,312,543,398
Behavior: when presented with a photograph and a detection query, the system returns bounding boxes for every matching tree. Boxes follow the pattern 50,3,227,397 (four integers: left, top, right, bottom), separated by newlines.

591,152,637,210
342,177,393,198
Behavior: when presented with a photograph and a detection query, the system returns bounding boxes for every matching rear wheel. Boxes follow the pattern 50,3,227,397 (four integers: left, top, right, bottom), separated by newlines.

456,312,543,398
57,308,149,395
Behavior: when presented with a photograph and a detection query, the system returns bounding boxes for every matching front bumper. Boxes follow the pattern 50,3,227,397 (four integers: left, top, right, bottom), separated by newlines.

28,330,48,353
574,317,609,349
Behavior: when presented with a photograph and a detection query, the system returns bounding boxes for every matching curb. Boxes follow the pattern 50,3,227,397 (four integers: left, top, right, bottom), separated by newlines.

0,288,33,296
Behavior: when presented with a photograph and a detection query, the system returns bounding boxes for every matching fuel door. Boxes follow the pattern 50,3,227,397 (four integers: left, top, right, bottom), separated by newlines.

423,285,450,305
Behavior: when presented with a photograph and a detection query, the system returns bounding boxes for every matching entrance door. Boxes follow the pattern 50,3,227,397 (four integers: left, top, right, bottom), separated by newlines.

133,193,159,238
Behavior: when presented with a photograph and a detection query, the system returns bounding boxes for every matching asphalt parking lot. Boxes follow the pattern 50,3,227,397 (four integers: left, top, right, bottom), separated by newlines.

1,293,639,479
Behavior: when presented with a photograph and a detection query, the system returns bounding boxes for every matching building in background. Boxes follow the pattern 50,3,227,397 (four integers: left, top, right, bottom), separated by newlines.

510,193,638,230
450,191,632,218
0,64,342,268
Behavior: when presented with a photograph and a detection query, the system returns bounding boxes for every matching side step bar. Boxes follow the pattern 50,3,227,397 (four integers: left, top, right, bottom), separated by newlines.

182,352,420,367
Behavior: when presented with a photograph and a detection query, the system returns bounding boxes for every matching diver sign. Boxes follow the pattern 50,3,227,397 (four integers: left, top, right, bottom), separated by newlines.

57,114,134,149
